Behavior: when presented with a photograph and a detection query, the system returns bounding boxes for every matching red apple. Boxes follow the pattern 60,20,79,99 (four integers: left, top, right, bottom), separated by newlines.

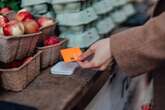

0,15,9,27
15,9,33,22
44,36,60,46
0,27,3,35
0,7,11,14
141,104,152,110
23,19,40,34
37,16,54,28
3,20,24,36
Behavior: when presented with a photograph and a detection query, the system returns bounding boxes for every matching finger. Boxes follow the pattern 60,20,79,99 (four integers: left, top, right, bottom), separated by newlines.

79,54,106,69
78,60,98,69
78,48,94,61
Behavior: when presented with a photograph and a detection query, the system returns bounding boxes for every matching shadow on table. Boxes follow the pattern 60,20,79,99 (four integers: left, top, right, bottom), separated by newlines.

0,101,38,110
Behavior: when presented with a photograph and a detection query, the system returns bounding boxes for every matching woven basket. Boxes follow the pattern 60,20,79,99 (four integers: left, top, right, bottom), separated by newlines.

37,38,67,69
39,22,56,43
40,23,56,36
0,51,41,92
0,32,41,63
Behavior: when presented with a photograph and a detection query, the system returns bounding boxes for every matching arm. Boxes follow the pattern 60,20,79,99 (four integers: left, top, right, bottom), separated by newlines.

111,12,165,76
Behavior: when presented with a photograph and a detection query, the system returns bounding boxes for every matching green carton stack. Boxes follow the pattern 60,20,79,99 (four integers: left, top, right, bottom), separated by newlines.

21,0,136,48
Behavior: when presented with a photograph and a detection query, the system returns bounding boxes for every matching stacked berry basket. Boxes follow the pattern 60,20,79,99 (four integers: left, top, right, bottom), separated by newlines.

0,8,67,91
0,8,41,91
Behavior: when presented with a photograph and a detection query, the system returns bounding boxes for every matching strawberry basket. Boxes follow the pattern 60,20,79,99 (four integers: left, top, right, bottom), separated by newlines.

0,32,41,63
37,38,67,69
39,22,56,43
0,51,41,92
38,17,57,43
40,22,56,36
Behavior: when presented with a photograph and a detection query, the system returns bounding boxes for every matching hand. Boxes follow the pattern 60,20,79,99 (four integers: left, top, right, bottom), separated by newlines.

78,38,113,71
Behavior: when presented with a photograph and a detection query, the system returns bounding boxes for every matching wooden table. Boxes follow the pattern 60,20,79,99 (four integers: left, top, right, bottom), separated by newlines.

0,68,111,110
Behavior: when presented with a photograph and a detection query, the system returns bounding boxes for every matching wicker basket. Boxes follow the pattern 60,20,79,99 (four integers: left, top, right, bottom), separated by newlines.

37,38,67,69
0,32,41,63
0,51,41,92
40,23,56,36
39,22,56,42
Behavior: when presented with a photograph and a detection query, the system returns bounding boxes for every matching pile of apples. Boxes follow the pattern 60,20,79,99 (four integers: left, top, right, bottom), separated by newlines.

0,8,55,37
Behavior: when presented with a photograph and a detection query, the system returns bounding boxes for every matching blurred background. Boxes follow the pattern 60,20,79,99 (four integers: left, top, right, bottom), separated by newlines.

0,0,158,48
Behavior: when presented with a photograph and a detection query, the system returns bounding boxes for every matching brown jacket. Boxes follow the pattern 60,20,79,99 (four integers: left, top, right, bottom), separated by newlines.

111,0,165,110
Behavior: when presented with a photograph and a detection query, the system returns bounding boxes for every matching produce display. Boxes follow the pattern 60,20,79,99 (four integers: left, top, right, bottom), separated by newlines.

2,20,24,36
0,8,56,37
0,6,62,91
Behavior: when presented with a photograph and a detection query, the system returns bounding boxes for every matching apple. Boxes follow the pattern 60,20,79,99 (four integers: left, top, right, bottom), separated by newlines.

0,15,9,27
44,36,60,46
0,27,3,35
141,104,152,110
3,20,24,36
37,16,54,28
15,9,33,22
0,7,11,14
23,19,40,34
0,15,8,35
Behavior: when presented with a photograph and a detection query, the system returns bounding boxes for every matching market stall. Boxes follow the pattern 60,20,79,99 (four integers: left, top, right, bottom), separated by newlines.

0,0,154,110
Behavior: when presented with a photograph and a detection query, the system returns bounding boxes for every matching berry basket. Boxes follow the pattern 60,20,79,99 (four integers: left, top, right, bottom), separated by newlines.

40,22,56,36
0,32,41,63
37,38,67,69
0,51,41,92
39,22,56,42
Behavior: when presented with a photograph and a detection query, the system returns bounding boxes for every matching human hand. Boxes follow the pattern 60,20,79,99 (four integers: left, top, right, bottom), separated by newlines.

78,38,113,71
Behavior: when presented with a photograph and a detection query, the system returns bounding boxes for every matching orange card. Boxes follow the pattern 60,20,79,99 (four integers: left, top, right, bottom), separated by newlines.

60,48,82,62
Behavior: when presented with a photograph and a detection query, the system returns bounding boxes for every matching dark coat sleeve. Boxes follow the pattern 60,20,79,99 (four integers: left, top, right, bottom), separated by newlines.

111,12,165,77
